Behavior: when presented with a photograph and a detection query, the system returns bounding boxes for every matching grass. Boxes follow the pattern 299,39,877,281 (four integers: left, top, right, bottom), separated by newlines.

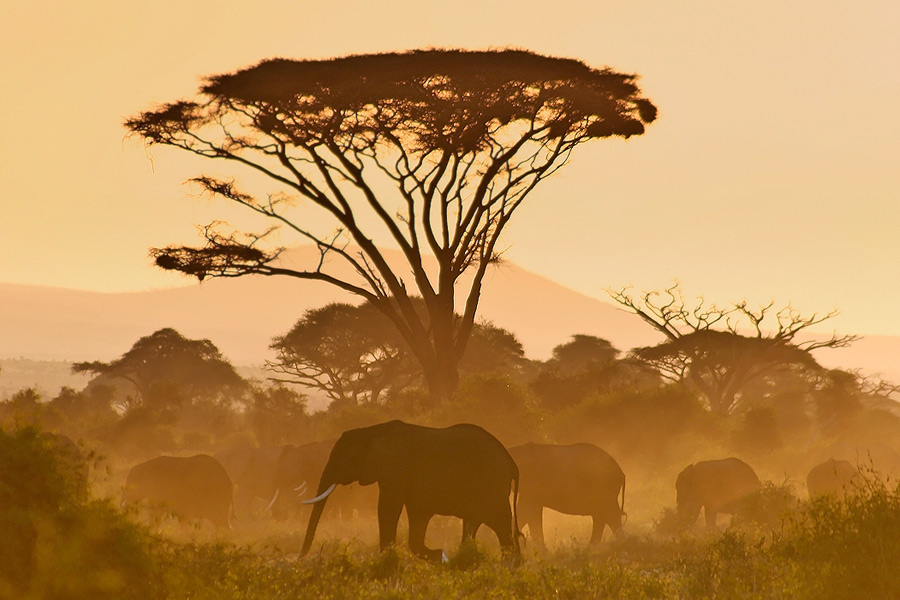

6,427,900,599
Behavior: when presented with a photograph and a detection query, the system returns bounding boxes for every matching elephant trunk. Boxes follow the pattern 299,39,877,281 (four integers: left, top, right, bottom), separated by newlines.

299,481,335,557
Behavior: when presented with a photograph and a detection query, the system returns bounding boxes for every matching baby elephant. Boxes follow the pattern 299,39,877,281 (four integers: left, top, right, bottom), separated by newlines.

807,458,860,499
676,457,760,530
508,442,625,547
123,454,233,528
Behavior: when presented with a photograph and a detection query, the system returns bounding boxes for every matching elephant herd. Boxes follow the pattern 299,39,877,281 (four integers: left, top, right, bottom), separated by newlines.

119,419,868,562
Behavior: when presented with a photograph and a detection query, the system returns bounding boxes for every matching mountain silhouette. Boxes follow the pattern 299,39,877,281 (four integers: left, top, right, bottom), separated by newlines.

1,246,896,384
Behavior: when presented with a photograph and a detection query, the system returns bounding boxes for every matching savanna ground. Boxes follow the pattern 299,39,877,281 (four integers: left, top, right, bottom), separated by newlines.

5,426,900,600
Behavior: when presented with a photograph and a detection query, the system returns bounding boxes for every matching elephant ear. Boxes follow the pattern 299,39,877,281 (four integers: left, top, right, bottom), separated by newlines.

676,464,695,493
359,432,403,486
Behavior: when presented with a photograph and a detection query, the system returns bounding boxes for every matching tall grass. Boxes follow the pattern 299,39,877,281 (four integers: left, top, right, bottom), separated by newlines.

5,426,900,599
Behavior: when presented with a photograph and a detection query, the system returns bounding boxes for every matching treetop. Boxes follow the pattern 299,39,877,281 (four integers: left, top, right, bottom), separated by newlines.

129,48,657,153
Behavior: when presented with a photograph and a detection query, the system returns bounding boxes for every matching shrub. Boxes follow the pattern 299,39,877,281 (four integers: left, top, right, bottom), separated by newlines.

0,427,163,599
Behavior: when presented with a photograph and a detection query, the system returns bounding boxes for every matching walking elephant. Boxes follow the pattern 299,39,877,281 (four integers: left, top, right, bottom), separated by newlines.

807,458,860,499
300,420,521,562
122,454,233,529
508,442,624,547
676,457,760,530
267,439,376,521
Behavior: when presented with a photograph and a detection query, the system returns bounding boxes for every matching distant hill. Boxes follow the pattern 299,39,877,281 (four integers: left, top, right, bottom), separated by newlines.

1,246,897,385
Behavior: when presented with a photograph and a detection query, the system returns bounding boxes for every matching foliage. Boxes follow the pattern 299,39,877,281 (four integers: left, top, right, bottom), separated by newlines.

268,302,420,405
127,48,656,403
608,284,855,415
531,335,657,411
40,476,900,600
72,328,248,410
547,385,712,458
0,387,44,428
248,384,310,446
0,427,163,599
269,300,529,408
431,374,544,446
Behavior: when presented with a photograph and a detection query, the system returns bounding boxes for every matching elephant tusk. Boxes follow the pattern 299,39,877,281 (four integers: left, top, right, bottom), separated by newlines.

441,550,449,564
302,483,337,504
264,488,280,513
294,481,308,496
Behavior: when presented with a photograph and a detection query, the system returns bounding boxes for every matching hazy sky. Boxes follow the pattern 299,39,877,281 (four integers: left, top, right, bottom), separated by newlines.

2,1,899,337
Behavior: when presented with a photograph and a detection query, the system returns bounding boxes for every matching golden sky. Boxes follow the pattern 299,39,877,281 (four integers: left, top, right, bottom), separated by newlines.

2,1,899,337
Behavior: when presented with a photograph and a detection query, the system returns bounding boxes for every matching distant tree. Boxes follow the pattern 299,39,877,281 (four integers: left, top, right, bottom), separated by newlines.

248,384,309,446
608,284,856,415
268,302,417,405
547,334,619,375
268,300,526,405
0,388,43,428
43,385,118,437
458,320,528,378
127,49,657,403
72,328,247,411
531,335,656,410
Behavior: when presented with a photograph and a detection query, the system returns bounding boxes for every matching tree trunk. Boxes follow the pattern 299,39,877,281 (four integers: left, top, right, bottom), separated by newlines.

421,354,460,405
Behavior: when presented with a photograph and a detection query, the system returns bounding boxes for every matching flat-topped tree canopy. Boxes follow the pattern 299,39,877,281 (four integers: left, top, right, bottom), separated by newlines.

127,48,656,403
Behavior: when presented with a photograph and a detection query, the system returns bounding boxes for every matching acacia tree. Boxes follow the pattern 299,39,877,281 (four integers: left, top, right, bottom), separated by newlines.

268,302,418,405
72,328,247,412
607,284,857,415
268,300,527,405
127,49,657,403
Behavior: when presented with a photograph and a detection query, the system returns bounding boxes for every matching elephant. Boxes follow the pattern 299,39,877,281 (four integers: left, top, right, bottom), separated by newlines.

300,420,521,562
676,457,760,530
216,443,290,519
807,458,860,499
266,439,377,522
508,442,625,547
122,454,233,529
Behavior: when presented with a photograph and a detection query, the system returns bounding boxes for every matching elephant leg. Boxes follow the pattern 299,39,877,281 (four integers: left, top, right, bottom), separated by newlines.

589,516,606,545
484,503,520,563
518,503,544,547
406,509,442,562
704,507,719,530
462,519,481,541
591,498,623,544
377,494,403,551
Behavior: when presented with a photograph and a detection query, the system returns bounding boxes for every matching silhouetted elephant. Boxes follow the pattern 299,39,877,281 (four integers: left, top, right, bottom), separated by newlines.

216,443,289,519
122,454,233,529
508,442,624,547
676,457,760,530
267,439,377,521
807,458,860,499
300,420,521,562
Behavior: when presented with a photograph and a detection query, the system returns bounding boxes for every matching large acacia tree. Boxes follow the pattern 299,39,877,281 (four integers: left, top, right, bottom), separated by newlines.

127,49,657,402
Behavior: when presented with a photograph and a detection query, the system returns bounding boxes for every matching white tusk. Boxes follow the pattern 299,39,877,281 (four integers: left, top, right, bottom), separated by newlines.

294,481,308,496
441,550,449,563
264,488,280,513
302,483,337,504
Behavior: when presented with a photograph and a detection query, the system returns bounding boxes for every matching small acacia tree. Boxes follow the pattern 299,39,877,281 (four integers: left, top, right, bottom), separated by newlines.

268,300,527,405
72,328,247,412
127,49,657,403
608,284,856,415
268,302,418,405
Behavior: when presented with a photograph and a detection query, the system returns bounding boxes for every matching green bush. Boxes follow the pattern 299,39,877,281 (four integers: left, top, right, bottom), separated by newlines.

0,427,163,599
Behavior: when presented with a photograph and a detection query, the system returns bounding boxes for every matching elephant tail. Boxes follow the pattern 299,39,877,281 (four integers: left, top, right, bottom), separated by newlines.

620,475,628,526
